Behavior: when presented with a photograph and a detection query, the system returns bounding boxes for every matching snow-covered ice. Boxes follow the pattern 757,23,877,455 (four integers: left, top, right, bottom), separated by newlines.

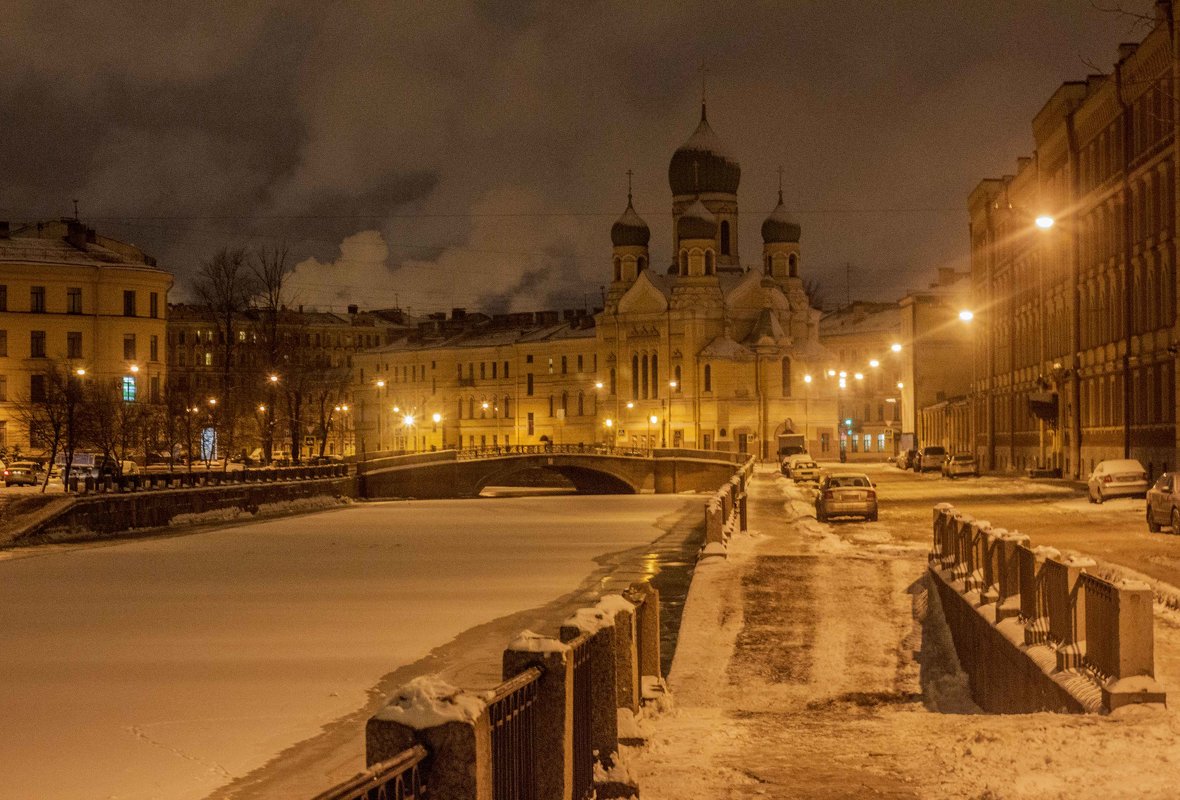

0,494,695,800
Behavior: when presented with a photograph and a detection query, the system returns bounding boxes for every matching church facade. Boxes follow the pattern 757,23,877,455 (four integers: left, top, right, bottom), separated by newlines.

353,104,839,459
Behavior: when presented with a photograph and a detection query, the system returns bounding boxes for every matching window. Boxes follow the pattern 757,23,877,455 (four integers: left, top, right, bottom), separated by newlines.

527,373,534,396
150,335,158,362
863,434,872,452
548,357,554,374
878,433,886,452
0,284,6,311
30,331,46,358
123,334,137,361
561,356,567,374
150,376,160,403
150,292,159,318
123,290,136,317
504,361,510,378
30,374,45,402
480,362,486,380
31,286,45,313
720,220,730,255
67,288,82,314
0,375,6,402
526,354,533,363
204,352,212,366
549,395,555,417
704,364,712,393
67,332,82,359
610,367,617,395
631,355,639,399
492,362,498,379
781,358,792,397
0,330,6,357
577,354,583,373
503,396,511,417
122,376,137,402
789,254,798,277
674,365,681,388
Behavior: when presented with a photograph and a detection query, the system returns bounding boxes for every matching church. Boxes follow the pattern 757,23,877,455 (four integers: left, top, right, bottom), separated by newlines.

353,103,839,460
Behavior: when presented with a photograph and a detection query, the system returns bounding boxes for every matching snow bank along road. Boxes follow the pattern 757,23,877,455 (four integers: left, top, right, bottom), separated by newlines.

0,494,700,800
630,465,1180,799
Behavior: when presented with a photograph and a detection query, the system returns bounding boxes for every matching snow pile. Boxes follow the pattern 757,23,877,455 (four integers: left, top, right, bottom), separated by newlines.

699,541,727,560
563,606,613,634
373,675,485,728
597,594,635,616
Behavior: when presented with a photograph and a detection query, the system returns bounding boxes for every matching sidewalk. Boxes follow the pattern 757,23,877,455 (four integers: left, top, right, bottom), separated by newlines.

627,466,1180,799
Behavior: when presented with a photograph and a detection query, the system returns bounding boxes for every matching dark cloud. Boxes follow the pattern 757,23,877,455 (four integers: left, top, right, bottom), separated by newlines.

1,1,1157,311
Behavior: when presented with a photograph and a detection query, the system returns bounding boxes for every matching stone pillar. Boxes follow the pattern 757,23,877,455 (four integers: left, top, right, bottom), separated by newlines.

366,676,492,800
595,595,638,713
624,582,662,683
994,531,1029,622
705,501,724,545
1100,580,1167,709
503,632,574,800
1044,555,1094,670
560,612,618,762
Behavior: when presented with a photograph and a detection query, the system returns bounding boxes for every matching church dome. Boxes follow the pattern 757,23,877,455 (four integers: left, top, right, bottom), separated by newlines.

677,197,718,240
761,191,801,243
610,197,650,247
668,104,741,196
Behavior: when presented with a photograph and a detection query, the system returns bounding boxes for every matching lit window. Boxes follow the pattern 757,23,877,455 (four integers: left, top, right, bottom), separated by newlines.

122,376,137,402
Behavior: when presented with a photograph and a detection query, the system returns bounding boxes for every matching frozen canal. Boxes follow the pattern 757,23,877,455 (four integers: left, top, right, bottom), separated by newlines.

0,494,701,800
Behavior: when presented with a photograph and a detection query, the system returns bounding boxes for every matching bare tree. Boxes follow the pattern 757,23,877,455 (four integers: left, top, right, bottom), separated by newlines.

83,379,149,476
250,244,293,464
193,247,256,466
12,363,85,492
803,277,827,312
310,367,353,458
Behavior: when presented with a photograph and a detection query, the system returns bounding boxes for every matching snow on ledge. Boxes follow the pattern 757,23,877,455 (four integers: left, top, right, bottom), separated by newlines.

564,606,613,634
598,594,635,616
508,629,569,654
373,675,486,728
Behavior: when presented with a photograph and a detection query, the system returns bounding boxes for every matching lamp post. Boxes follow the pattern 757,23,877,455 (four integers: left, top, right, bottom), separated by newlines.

266,373,280,464
375,379,386,453
432,412,442,450
403,413,416,453
802,373,812,451
647,414,657,455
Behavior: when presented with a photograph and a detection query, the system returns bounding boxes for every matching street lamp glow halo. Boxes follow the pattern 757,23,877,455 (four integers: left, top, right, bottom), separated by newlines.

403,414,415,426
431,412,442,423
891,343,902,353
959,310,974,322
1035,215,1055,229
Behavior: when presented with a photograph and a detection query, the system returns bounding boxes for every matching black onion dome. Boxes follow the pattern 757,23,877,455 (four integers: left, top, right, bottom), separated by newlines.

761,190,801,243
677,197,718,240
668,104,741,196
610,198,650,247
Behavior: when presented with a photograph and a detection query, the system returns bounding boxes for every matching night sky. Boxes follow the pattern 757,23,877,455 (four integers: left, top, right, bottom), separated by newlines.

0,1,1155,315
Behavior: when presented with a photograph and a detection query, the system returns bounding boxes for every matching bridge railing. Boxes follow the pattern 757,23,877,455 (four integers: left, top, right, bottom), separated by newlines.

930,504,1165,711
68,463,350,495
454,443,649,460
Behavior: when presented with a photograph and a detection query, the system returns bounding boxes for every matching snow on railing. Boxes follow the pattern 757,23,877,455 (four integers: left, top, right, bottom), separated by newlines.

931,504,1166,711
361,580,663,800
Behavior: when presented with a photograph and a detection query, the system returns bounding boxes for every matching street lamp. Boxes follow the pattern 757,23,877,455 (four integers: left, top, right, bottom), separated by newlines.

403,413,416,453
891,343,902,353
958,309,974,322
647,414,658,454
1035,214,1055,229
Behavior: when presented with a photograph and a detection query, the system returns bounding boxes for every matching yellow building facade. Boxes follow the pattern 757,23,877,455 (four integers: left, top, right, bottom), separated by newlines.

0,220,172,457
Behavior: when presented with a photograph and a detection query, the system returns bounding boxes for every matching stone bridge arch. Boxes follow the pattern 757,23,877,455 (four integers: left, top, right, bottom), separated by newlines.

472,461,637,495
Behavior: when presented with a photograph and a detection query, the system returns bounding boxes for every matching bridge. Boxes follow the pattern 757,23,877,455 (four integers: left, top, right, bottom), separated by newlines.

356,445,749,498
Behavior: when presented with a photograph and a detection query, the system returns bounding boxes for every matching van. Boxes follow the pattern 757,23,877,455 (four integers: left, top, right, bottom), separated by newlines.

914,446,947,472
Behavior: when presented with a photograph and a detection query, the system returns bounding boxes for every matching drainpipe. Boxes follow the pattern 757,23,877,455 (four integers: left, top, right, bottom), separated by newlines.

1116,60,1134,458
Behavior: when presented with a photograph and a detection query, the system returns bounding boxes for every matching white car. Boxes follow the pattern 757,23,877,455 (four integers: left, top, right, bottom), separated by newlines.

942,453,978,478
1087,458,1148,504
786,456,821,482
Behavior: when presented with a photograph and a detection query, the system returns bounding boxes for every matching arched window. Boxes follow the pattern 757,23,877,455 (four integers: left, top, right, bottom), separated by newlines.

704,364,712,393
503,396,511,417
705,251,715,275
765,254,771,274
577,392,584,416
561,391,569,414
781,357,792,397
549,395,555,416
641,354,649,399
679,250,688,275
610,367,617,395
631,355,639,399
651,354,659,397
458,398,463,419
468,397,475,418
789,254,798,277
674,364,681,388
613,256,622,282
720,220,731,255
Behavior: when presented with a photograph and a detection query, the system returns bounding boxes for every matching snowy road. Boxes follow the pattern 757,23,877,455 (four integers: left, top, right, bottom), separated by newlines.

630,466,1180,799
0,494,700,800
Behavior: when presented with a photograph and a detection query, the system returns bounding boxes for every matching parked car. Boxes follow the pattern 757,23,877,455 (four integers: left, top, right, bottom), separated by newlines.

3,461,41,487
896,449,917,470
786,455,821,483
942,452,978,478
1087,458,1148,504
1146,472,1180,532
913,446,947,473
815,471,878,522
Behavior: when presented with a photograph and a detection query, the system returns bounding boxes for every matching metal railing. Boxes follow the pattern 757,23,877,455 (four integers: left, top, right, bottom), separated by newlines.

569,634,594,800
488,666,542,800
69,463,349,494
311,744,427,800
454,444,648,460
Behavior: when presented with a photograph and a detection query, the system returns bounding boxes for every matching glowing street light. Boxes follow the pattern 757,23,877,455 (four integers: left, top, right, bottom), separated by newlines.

376,379,385,388
891,343,902,353
75,367,86,376
208,397,217,406
128,364,140,373
897,381,905,389
803,374,812,384
827,369,836,377
258,404,266,413
869,359,879,368
959,309,974,322
402,414,415,427
1035,215,1055,229
854,372,864,380
838,370,847,378
268,373,280,384
432,412,442,424
594,381,604,390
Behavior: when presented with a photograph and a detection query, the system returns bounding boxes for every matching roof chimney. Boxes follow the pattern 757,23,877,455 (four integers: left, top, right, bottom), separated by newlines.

347,304,359,315
66,219,87,250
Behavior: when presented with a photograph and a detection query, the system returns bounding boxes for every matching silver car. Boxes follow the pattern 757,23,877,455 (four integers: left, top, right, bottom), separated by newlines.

3,461,40,487
815,471,878,522
1087,458,1148,504
942,452,978,478
1146,472,1180,532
